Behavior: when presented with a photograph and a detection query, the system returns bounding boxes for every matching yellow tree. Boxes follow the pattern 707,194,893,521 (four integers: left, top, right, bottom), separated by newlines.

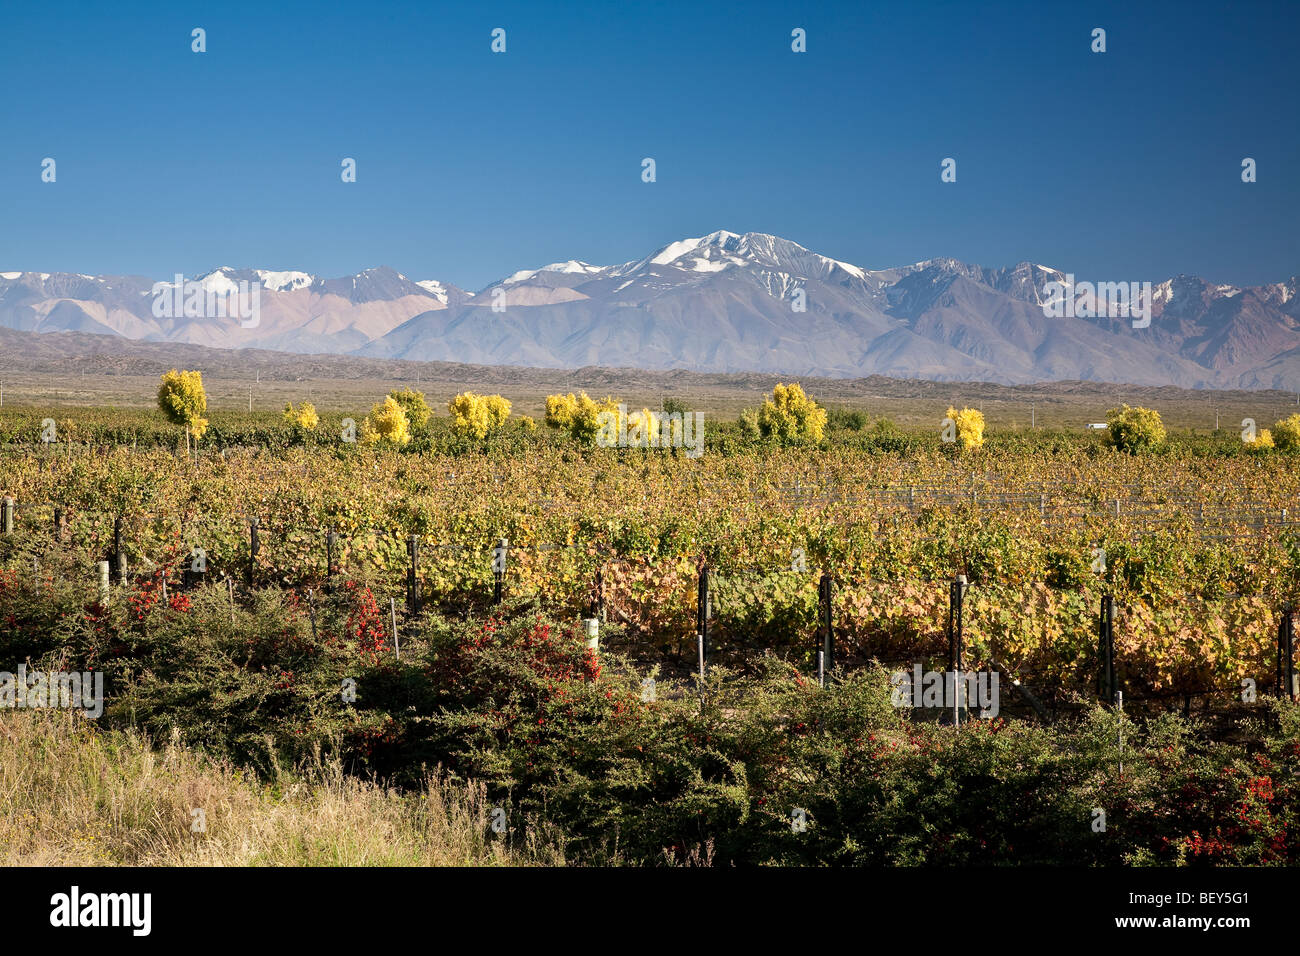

1106,404,1166,454
157,369,209,451
283,401,319,431
545,391,618,444
1273,413,1300,453
361,396,412,447
945,406,986,452
757,383,827,443
388,387,432,431
448,392,512,439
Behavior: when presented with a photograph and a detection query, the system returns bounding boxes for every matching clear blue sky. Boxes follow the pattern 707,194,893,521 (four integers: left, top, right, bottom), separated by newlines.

1,0,1295,290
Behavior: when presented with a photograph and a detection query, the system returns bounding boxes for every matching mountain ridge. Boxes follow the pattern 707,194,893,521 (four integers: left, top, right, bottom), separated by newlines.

3,232,1297,389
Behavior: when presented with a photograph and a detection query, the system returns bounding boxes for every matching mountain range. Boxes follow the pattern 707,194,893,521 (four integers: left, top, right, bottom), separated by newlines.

3,231,1297,389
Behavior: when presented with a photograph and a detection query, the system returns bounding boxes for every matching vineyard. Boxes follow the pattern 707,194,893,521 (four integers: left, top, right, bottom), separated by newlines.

3,402,1300,864
3,407,1299,700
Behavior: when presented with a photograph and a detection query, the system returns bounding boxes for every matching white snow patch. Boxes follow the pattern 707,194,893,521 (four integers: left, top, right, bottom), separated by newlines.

256,270,313,292
502,260,603,286
416,279,449,304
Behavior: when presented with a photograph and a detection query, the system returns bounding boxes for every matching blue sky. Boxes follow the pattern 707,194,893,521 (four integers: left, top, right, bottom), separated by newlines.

1,0,1296,290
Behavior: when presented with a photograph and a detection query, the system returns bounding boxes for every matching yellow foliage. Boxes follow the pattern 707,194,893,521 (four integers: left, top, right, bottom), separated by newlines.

388,388,432,430
156,369,208,441
544,391,619,444
1107,404,1166,454
283,402,319,431
1247,427,1274,452
945,406,985,452
361,396,412,447
757,383,827,443
1273,413,1300,453
448,392,512,440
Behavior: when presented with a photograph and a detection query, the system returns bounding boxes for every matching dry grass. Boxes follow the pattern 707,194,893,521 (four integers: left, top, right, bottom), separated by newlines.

0,711,564,866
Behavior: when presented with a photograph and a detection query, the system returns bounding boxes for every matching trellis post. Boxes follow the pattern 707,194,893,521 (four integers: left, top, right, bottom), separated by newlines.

492,538,508,605
818,573,834,674
406,535,421,615
248,518,260,588
947,574,968,725
697,564,711,664
1099,593,1117,703
1278,607,1296,700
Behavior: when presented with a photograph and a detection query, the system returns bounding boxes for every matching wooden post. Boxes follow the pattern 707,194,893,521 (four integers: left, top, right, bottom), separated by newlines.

1278,607,1296,700
406,535,420,615
97,560,110,606
227,577,236,625
391,598,400,661
819,573,834,674
1,497,13,534
248,518,259,588
325,530,338,592
492,538,508,605
948,575,967,726
1099,594,1117,703
697,564,711,665
1117,690,1125,778
53,506,63,539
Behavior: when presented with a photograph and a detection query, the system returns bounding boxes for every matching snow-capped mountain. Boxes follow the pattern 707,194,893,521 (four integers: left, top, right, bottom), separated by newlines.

2,233,1297,388
0,266,470,353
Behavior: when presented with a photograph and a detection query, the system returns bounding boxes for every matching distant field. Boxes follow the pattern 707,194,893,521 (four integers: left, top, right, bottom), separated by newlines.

1,325,1298,428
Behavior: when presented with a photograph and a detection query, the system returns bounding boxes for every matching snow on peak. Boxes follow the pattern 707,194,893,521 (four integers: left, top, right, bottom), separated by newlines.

416,279,450,304
255,270,313,292
501,260,604,286
649,232,740,265
631,230,867,282
196,270,240,295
